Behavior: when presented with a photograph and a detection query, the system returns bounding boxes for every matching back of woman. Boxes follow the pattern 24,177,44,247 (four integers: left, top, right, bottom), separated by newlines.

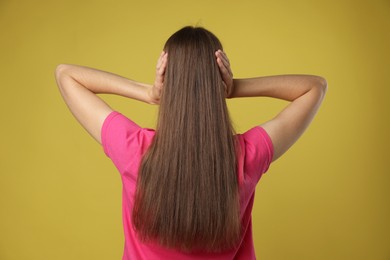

56,26,327,259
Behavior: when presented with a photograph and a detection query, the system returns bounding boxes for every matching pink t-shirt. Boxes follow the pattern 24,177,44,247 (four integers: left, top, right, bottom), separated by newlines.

102,111,273,260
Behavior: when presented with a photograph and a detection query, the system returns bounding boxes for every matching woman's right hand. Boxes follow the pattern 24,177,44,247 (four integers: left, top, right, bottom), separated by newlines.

215,50,234,98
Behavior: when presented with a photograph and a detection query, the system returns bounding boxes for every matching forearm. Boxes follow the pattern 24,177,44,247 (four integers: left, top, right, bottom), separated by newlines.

55,64,155,104
231,75,327,101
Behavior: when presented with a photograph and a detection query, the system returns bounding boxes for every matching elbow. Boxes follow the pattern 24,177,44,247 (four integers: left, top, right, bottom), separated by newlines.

55,64,69,81
55,64,75,91
55,64,75,85
313,75,328,97
319,76,328,92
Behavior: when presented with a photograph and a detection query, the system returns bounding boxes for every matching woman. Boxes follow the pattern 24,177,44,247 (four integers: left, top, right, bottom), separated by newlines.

55,26,327,259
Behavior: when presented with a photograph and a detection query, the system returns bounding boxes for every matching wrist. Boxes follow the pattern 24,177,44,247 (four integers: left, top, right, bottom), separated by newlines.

226,79,238,99
147,85,161,105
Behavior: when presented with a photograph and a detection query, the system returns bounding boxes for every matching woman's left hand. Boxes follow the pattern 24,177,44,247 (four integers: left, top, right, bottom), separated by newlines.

149,51,168,104
215,50,234,98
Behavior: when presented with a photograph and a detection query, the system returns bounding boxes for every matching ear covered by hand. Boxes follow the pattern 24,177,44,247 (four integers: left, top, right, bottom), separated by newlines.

215,49,234,98
150,51,168,104
150,49,234,104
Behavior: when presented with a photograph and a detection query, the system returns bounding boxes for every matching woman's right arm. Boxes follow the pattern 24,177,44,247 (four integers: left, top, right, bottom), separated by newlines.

216,50,327,162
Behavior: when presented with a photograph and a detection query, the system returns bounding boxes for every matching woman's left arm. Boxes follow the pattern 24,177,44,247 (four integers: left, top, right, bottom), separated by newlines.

54,53,167,144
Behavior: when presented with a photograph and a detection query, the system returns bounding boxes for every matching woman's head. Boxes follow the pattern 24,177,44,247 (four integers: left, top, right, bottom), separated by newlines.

158,26,227,125
163,26,223,80
133,26,241,253
164,25,223,69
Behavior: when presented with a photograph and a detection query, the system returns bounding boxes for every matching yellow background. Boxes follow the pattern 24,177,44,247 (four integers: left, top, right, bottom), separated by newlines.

1,0,389,259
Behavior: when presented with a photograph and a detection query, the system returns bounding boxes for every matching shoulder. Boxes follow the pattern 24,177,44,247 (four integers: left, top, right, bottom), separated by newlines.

101,111,143,137
101,111,155,160
236,126,274,177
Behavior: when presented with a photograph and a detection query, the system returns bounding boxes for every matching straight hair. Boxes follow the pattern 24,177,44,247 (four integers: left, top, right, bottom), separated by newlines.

132,26,241,253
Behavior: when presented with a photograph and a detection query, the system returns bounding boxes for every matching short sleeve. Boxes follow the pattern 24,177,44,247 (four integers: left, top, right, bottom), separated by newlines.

101,111,154,176
241,126,274,182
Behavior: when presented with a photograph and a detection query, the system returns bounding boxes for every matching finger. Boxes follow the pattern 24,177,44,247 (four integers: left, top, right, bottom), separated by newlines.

221,51,230,64
157,52,168,76
217,57,230,79
156,51,166,70
220,55,231,75
217,58,233,88
156,53,163,70
220,50,230,62
156,52,167,73
217,50,230,67
216,57,227,72
155,53,168,89
219,51,230,65
217,57,233,78
159,50,165,59
216,51,232,76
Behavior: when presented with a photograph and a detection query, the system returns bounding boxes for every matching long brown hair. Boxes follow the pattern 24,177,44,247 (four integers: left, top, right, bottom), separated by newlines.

132,26,241,253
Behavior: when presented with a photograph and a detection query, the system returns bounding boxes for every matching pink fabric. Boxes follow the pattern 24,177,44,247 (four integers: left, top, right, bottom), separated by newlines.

101,111,273,260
